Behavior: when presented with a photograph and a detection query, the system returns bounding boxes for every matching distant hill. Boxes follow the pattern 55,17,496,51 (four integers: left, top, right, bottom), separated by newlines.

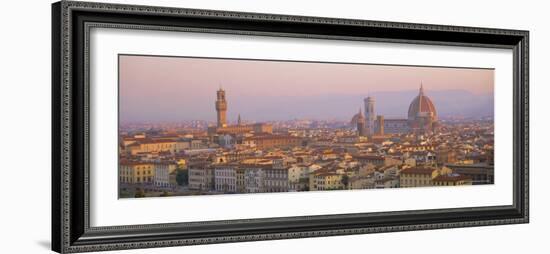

228,90,494,122
370,90,494,119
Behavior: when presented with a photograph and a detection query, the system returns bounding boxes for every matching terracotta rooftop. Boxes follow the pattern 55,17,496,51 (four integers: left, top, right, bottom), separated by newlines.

120,161,153,166
354,155,385,160
400,167,436,175
244,135,301,141
136,139,177,144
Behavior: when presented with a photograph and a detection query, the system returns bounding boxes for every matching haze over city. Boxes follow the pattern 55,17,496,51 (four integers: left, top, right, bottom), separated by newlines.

119,55,494,123
118,54,495,198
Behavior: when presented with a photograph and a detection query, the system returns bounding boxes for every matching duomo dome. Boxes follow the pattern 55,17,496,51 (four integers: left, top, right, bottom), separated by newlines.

408,84,437,121
350,83,438,135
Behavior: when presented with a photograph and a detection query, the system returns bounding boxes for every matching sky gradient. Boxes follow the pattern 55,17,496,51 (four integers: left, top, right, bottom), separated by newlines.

119,55,494,123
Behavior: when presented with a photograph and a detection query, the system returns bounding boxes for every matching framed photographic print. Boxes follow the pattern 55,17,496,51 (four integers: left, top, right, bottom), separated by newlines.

51,1,529,253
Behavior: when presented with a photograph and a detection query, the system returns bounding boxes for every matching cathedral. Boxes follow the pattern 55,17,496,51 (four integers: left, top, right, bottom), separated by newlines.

352,84,438,136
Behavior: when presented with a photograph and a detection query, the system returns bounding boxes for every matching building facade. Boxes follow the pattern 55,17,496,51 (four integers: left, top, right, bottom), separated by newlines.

153,162,177,188
243,135,302,150
125,139,190,155
188,166,214,191
399,167,436,188
433,174,473,186
119,161,154,184
264,167,290,193
214,164,238,193
446,164,494,185
310,171,344,191
244,166,267,193
399,166,453,187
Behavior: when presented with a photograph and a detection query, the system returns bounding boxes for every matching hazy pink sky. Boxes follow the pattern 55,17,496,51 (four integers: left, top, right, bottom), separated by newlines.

119,55,494,123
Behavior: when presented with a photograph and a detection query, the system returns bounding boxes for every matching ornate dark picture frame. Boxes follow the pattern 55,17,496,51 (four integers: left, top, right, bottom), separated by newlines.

52,1,529,253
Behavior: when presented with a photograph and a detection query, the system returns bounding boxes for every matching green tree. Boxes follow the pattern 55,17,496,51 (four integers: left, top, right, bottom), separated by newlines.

176,169,189,186
341,174,349,189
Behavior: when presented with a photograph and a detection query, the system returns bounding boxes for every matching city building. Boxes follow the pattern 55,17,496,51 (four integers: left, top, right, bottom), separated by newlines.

375,177,400,188
264,166,291,193
244,165,267,193
399,167,435,187
119,161,154,184
348,176,375,190
288,164,310,191
310,172,344,191
208,123,273,136
354,155,385,166
124,139,189,155
445,163,494,185
188,165,215,191
243,134,302,150
236,167,246,193
399,166,453,187
433,174,473,186
436,148,457,165
153,162,177,188
214,164,239,193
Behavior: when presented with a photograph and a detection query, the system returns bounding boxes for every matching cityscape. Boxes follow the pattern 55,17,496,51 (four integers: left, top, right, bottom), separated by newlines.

118,56,494,198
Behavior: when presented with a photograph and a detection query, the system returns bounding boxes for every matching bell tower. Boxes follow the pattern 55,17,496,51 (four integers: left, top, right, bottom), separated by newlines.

364,96,376,136
215,88,227,127
356,108,366,137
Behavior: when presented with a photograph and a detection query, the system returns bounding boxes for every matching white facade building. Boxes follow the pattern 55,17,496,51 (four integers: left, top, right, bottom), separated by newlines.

188,166,214,191
244,167,266,193
153,163,177,188
214,165,238,193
